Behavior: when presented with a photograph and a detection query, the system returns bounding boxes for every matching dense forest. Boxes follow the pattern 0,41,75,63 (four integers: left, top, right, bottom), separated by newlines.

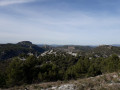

0,53,120,88
1,42,120,88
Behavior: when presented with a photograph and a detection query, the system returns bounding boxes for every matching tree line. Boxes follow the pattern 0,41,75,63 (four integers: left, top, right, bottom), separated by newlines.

0,54,120,88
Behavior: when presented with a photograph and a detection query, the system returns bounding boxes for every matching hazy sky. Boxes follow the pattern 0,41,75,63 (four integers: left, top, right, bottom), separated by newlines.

0,0,120,45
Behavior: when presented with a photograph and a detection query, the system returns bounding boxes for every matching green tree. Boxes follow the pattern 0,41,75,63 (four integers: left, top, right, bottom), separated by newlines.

88,64,102,77
0,72,6,87
6,58,24,86
107,54,120,72
23,55,38,83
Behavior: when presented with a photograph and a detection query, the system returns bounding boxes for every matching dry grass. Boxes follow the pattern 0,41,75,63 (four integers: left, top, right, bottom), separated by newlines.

1,72,120,90
74,72,120,90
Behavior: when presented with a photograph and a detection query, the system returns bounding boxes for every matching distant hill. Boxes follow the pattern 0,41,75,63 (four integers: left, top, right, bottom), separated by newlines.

0,41,45,60
112,44,120,47
1,41,120,60
53,45,120,57
52,45,94,52
88,45,120,57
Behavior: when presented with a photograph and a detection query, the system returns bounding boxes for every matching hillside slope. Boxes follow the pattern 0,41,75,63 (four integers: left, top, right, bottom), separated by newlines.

88,45,120,57
0,41,45,60
2,72,120,90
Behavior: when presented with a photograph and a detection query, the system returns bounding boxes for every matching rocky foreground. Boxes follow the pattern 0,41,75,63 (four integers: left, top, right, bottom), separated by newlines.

1,72,120,90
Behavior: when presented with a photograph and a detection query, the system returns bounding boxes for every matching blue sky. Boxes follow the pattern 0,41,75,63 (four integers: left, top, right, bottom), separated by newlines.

0,0,120,45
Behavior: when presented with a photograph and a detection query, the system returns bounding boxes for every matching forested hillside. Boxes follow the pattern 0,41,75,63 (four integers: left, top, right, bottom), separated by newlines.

0,41,44,60
1,42,120,89
0,53,120,88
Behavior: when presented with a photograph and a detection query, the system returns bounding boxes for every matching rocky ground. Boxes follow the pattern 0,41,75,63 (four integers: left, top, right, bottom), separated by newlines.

1,72,120,90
